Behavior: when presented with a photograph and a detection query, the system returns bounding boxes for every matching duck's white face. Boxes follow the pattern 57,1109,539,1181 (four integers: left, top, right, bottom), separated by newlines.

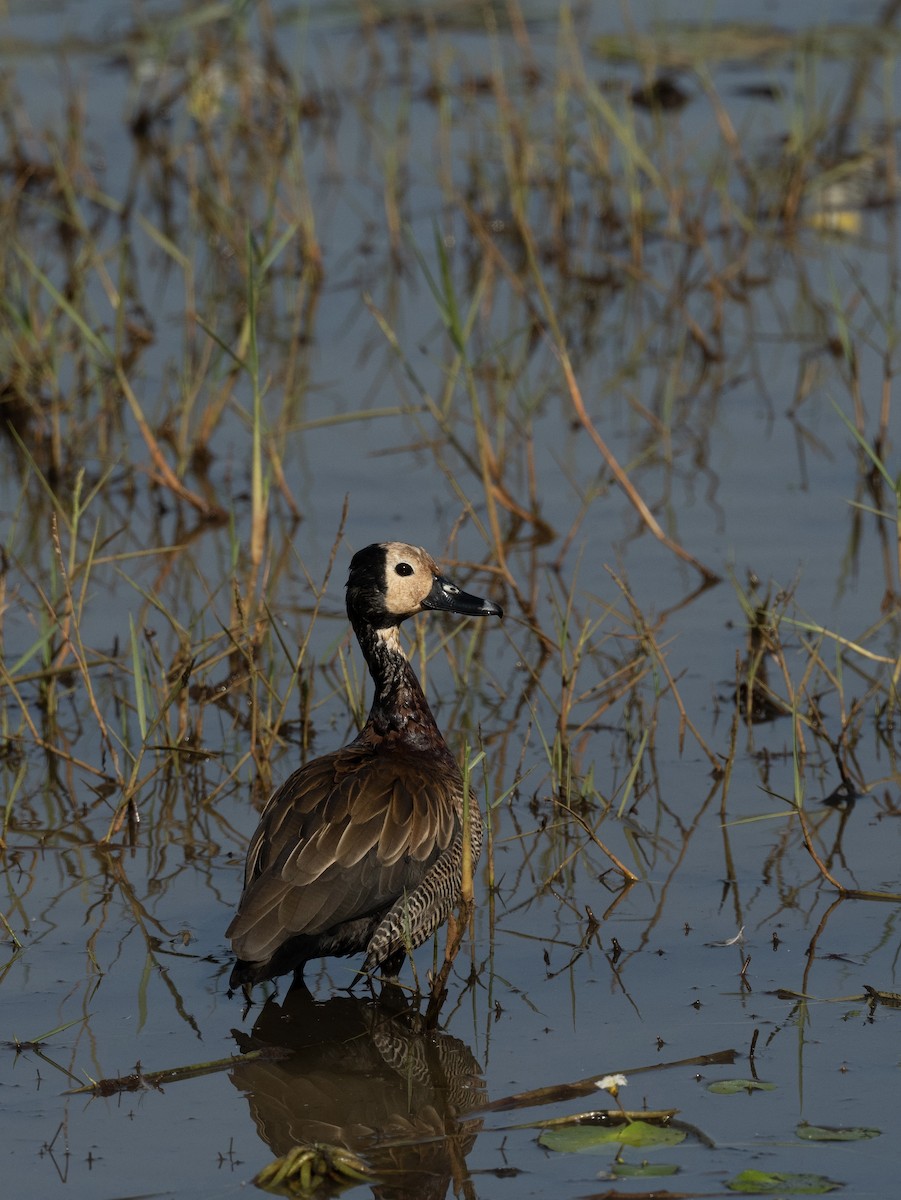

346,540,502,636
381,542,440,618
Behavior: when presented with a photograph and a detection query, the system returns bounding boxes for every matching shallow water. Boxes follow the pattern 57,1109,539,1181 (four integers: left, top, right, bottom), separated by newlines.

2,1,901,1197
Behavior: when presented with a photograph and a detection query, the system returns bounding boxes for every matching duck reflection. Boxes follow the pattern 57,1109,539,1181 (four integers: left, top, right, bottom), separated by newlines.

230,988,485,1199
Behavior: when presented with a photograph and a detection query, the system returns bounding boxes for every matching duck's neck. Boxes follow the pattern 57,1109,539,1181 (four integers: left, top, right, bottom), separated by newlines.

353,620,448,751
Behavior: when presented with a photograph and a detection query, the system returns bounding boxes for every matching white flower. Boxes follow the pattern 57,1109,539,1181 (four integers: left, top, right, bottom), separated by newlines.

595,1073,628,1094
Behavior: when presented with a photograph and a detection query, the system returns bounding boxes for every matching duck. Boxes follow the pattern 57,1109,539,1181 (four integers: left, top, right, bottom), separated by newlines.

227,541,502,999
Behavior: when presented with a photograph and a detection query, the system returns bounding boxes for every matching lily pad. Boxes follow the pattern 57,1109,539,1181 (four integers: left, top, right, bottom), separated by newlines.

707,1078,777,1095
796,1122,880,1142
539,1120,685,1154
726,1169,842,1194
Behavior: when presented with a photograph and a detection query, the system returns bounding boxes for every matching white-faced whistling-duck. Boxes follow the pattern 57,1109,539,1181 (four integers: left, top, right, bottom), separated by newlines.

227,541,502,999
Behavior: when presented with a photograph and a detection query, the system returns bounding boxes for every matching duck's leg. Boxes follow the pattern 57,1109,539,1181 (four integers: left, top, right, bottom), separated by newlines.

346,944,406,994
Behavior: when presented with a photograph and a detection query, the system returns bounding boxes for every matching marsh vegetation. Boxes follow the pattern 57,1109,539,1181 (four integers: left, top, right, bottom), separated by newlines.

1,1,901,1196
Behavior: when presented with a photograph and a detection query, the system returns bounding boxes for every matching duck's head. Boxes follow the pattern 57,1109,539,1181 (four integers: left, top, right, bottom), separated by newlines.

346,542,503,630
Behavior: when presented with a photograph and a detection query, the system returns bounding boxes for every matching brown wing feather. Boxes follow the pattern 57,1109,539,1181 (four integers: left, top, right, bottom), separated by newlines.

228,743,462,964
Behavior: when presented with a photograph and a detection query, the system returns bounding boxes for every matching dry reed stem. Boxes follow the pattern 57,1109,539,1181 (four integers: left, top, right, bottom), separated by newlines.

454,177,717,583
476,1047,737,1116
424,898,473,1029
475,30,718,583
795,804,848,893
260,500,349,757
560,356,719,585
609,569,721,770
48,516,125,786
117,365,226,521
553,799,638,882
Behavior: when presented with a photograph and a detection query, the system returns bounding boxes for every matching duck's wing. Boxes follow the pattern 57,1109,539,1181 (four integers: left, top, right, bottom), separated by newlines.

227,745,462,962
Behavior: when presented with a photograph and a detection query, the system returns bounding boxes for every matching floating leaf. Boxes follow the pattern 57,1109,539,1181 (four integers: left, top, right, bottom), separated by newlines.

539,1120,685,1154
726,1169,842,1194
707,1078,776,1095
796,1122,880,1142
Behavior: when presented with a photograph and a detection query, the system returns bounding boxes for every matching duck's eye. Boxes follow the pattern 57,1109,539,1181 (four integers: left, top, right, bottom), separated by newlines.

395,562,414,577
